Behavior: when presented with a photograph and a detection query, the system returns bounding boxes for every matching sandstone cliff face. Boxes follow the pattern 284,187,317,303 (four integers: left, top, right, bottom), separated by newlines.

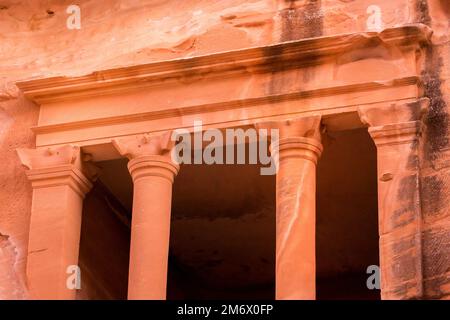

416,0,450,300
0,0,428,81
0,0,449,299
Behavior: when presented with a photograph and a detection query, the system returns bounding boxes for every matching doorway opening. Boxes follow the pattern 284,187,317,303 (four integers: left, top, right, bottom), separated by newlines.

167,142,276,299
316,128,380,300
77,158,133,299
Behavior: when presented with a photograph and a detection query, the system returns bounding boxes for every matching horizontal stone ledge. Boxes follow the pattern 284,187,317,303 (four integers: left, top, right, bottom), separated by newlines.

16,24,431,104
33,100,423,163
30,76,421,135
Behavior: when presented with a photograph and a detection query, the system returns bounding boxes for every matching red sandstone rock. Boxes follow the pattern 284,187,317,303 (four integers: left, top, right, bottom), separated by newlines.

0,0,449,300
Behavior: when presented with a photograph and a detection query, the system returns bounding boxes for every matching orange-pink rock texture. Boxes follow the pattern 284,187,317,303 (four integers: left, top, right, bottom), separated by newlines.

0,0,449,299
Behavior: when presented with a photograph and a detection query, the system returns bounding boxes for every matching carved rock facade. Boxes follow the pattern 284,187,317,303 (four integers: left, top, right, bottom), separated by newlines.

0,1,449,300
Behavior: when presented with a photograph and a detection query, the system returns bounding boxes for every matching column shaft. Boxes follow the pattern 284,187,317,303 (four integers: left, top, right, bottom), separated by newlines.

17,146,92,299
127,156,179,299
275,137,322,300
113,132,178,300
358,98,429,299
257,116,322,300
371,122,424,299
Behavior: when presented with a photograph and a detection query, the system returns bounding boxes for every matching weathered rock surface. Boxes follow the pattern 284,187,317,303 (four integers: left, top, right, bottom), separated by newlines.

0,0,449,299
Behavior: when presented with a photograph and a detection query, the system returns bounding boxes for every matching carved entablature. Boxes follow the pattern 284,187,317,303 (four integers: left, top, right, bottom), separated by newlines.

15,24,432,162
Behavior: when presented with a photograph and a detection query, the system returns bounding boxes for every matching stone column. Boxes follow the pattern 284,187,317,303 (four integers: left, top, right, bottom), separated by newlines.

358,98,429,300
257,115,323,300
16,145,93,299
113,132,179,300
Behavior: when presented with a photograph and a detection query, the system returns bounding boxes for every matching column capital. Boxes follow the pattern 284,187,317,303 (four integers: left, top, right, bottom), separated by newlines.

113,132,179,183
112,132,175,159
358,98,429,146
256,115,322,140
16,145,93,198
256,115,323,164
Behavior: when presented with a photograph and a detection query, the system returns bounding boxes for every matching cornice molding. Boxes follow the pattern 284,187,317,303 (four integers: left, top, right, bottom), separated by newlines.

358,97,429,146
368,121,423,146
16,24,431,104
25,165,93,198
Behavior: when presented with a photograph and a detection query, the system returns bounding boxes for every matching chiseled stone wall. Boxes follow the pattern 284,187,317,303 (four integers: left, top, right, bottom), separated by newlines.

416,0,450,300
0,0,448,299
